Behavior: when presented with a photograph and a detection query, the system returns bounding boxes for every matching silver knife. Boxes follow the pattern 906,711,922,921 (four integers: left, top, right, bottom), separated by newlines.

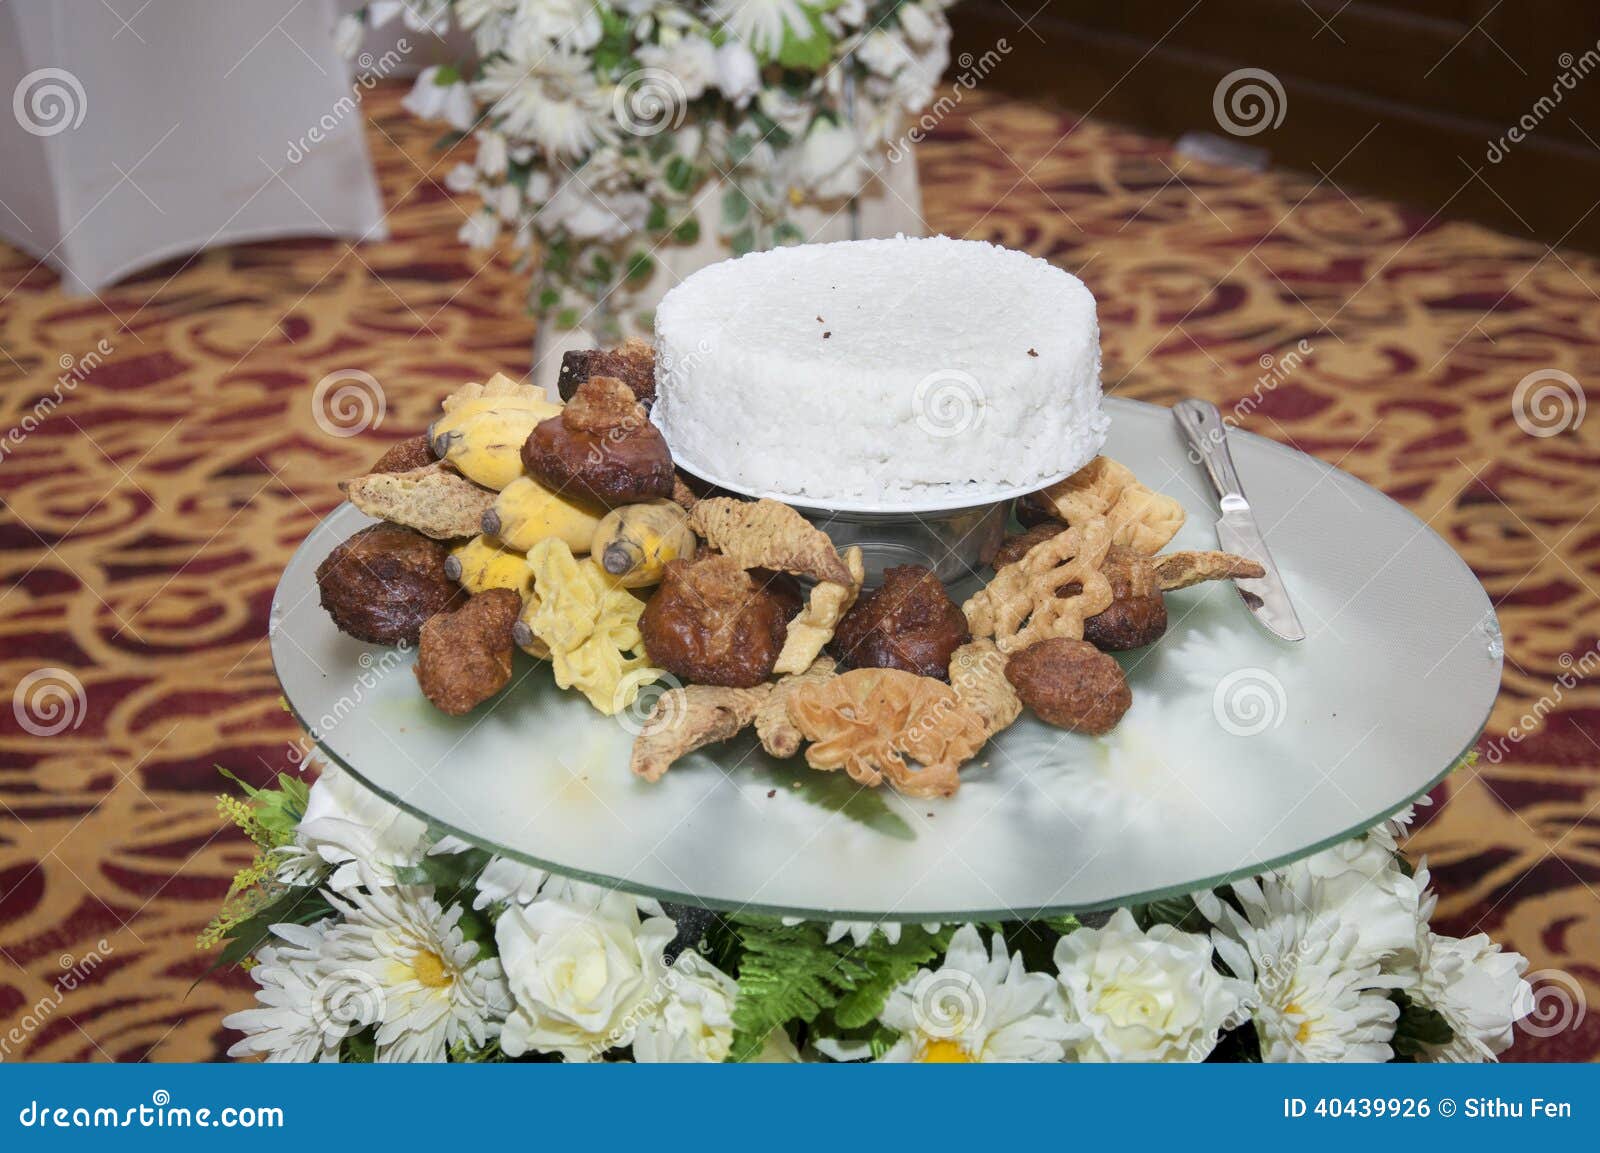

1172,398,1306,642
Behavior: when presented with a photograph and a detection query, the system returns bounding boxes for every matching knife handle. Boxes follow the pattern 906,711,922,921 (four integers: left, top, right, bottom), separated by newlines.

1173,398,1246,502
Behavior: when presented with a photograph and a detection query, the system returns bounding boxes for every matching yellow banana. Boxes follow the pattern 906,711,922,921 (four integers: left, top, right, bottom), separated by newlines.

445,535,534,597
428,372,562,490
481,475,605,553
590,500,696,588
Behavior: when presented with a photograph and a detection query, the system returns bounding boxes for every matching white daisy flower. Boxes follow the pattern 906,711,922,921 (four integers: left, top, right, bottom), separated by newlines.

1367,794,1434,853
1199,872,1403,1062
223,921,346,1062
632,951,739,1063
473,856,547,910
401,65,478,133
506,0,603,53
1055,909,1248,1062
713,40,761,108
818,925,1081,1062
476,51,612,162
290,766,428,892
1409,932,1530,1062
321,882,511,1063
711,0,813,59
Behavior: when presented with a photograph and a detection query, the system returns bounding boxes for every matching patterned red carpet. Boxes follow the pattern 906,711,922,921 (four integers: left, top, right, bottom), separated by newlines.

1,85,1597,1061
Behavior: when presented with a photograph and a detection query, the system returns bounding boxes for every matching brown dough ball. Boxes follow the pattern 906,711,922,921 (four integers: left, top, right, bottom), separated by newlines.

1005,638,1131,734
414,588,520,715
1082,545,1168,651
639,555,789,687
368,434,435,474
1014,491,1059,528
315,523,465,645
831,564,971,680
992,521,1067,569
521,377,674,507
556,339,657,408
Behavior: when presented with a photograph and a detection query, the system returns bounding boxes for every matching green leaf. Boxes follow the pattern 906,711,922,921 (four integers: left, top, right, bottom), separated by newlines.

556,308,581,330
831,925,953,1029
772,6,833,72
744,755,913,840
1390,990,1455,1060
625,251,655,283
721,186,750,226
664,156,697,193
772,220,805,247
728,920,870,1060
212,886,334,971
646,201,668,231
432,64,461,87
537,288,561,311
342,1030,377,1063
730,227,757,257
1133,895,1209,934
672,216,700,244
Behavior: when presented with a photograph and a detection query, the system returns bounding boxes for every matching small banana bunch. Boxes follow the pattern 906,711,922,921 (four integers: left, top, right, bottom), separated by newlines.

589,500,696,588
428,373,562,491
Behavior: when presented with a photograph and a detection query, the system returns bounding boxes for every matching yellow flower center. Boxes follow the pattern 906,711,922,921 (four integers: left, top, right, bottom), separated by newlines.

1284,1000,1315,1044
411,948,454,989
917,1039,974,1063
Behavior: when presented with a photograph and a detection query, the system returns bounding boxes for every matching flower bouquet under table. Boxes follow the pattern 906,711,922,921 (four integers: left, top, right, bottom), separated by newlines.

212,766,1532,1063
353,0,949,383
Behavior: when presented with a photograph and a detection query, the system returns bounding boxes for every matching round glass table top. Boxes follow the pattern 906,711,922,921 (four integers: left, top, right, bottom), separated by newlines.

270,397,1501,920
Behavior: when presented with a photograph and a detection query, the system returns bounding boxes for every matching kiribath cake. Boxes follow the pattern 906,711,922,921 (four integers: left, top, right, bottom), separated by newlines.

652,235,1107,505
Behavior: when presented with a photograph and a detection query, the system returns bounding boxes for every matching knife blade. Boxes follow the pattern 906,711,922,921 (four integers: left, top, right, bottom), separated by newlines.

1172,399,1306,642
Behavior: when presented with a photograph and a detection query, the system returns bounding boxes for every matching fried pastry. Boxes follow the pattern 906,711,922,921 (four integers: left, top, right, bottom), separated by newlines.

1153,550,1266,590
522,376,675,507
755,658,836,759
414,588,520,715
687,497,853,586
630,683,772,782
638,555,791,688
831,564,971,679
315,523,464,645
773,546,864,676
557,337,657,408
962,519,1114,653
1005,638,1131,735
341,462,496,540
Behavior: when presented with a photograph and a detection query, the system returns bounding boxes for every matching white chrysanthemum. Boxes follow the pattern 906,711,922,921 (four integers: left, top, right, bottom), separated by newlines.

402,65,477,132
223,921,346,1062
632,952,738,1063
638,35,718,102
1279,839,1433,974
857,30,910,78
496,883,676,1061
1199,873,1403,1062
1367,794,1434,853
506,0,603,53
714,40,761,108
454,0,518,56
1409,932,1530,1062
538,150,652,240
288,766,427,892
321,883,511,1063
1055,909,1247,1062
473,856,547,910
711,0,813,58
819,925,1081,1063
476,51,612,161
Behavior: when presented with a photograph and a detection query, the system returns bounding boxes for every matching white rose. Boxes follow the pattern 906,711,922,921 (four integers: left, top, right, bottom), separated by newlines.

857,30,908,79
1055,909,1247,1062
401,66,477,133
714,41,761,109
496,888,676,1061
293,766,427,892
632,952,737,1062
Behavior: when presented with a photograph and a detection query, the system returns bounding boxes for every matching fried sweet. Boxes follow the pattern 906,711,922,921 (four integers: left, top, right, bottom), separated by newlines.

414,588,520,715
1081,545,1167,651
1153,550,1265,590
948,639,1022,738
773,546,865,676
340,462,496,540
831,564,971,679
1005,638,1131,735
963,519,1114,654
639,555,791,688
1038,456,1186,555
630,682,772,782
315,523,464,645
557,337,657,408
368,434,435,474
756,658,836,759
522,376,675,507
786,668,989,798
688,497,853,586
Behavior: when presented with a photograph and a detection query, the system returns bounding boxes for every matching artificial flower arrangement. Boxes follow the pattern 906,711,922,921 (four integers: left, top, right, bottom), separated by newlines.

341,0,955,340
208,761,1534,1063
